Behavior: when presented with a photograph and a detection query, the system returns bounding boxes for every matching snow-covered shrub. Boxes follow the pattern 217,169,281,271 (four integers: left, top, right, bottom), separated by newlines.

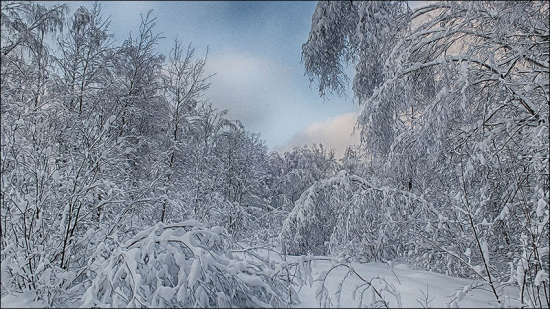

249,206,290,248
280,170,431,262
80,220,294,308
0,222,115,307
279,171,353,256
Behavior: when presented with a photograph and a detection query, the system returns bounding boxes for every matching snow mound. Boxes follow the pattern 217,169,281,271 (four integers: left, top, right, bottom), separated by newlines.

80,221,293,308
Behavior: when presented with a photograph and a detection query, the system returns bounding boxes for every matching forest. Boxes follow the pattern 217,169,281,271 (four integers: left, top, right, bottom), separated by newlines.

1,1,548,308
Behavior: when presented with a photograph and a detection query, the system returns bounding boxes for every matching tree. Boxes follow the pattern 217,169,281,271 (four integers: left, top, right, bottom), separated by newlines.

1,4,163,305
211,123,272,240
159,39,212,222
56,2,114,116
1,1,67,108
271,144,340,209
1,0,69,299
280,170,431,262
302,1,409,99
302,1,549,306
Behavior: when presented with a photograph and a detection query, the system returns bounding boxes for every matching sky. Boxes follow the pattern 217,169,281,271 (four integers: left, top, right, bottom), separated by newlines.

48,1,364,157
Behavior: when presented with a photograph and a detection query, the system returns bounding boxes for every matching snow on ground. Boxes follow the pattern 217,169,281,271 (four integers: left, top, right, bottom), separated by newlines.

292,258,522,308
1,292,47,308
1,252,523,308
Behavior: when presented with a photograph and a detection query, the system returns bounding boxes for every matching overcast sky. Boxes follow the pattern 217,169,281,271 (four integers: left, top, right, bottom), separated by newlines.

51,1,363,157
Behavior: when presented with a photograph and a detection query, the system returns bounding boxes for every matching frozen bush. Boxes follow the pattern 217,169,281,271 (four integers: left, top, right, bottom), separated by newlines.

80,220,294,308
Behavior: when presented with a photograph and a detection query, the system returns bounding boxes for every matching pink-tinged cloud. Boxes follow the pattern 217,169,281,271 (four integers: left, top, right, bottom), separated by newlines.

273,109,362,158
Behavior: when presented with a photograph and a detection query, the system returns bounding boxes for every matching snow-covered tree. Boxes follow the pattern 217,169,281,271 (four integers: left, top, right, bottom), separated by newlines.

302,1,549,305
280,170,433,263
271,144,340,209
302,1,409,100
158,38,212,223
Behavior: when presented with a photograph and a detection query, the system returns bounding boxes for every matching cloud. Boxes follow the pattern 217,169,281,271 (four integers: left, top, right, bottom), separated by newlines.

205,52,290,110
204,52,284,123
204,52,305,146
203,50,359,150
273,109,362,158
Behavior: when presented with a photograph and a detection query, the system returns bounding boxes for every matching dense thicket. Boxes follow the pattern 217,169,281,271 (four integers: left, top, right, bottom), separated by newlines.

2,1,548,308
0,2,346,306
297,0,549,306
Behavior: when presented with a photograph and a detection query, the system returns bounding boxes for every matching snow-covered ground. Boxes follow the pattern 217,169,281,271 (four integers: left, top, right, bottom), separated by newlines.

1,293,47,308
1,256,523,308
292,259,522,308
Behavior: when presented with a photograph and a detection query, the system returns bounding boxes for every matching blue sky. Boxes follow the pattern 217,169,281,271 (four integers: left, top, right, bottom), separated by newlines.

51,1,362,156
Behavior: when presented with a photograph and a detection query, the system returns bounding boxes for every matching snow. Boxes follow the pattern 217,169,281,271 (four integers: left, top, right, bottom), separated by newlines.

481,239,490,264
1,293,47,308
473,265,484,275
535,270,548,287
0,253,526,308
291,258,521,308
187,255,201,289
537,198,547,217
